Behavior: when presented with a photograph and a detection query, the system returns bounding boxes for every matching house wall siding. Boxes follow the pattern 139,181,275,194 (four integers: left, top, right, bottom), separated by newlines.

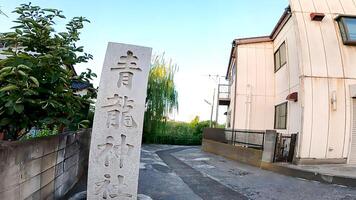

273,14,302,144
227,0,356,163
231,42,275,131
290,0,356,160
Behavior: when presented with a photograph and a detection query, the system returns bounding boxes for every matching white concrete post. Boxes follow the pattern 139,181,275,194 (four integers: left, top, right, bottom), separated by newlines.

87,42,152,199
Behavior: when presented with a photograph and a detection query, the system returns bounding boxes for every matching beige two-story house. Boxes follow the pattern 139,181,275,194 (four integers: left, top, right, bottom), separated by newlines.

222,0,356,165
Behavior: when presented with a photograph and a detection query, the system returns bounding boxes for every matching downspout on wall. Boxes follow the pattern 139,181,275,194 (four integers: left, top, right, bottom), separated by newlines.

245,84,252,130
231,41,238,135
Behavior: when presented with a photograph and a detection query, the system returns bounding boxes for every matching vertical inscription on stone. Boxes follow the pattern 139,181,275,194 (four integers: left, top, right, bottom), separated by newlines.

87,43,152,199
103,94,137,129
111,50,142,89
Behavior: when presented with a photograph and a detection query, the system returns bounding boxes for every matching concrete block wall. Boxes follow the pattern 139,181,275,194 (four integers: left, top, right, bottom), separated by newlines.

0,129,91,200
202,139,263,167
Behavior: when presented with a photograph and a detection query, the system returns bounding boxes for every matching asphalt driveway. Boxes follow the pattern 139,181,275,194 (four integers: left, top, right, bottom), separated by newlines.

67,144,356,200
138,145,356,200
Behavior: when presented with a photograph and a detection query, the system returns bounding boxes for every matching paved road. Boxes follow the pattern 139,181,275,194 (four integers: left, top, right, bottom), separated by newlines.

138,145,356,200
157,147,247,200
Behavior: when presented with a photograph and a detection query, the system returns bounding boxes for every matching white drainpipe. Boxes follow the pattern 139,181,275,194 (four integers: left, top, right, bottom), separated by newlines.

245,84,252,146
246,84,252,129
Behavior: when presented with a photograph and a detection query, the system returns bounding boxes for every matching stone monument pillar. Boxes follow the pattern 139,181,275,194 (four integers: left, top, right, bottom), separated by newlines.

87,42,152,199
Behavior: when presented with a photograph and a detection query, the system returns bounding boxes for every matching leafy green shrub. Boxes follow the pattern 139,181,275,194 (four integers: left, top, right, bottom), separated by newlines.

193,120,210,136
0,3,96,140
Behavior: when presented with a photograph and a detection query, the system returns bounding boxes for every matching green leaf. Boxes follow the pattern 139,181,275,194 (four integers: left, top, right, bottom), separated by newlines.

15,29,22,34
29,76,39,87
0,51,14,56
5,101,13,108
24,99,37,104
17,53,32,59
18,64,31,71
0,67,13,74
79,120,90,128
59,77,68,83
42,8,57,13
0,84,18,92
15,98,23,104
42,102,49,109
0,118,11,126
11,25,25,29
17,70,27,77
14,104,24,114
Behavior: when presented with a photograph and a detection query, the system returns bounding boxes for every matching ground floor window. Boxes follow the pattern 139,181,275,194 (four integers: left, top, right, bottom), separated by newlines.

274,102,287,129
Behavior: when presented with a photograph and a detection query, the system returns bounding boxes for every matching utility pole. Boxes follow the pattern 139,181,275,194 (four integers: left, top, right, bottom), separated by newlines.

211,88,216,127
203,74,224,128
215,77,221,126
206,74,224,127
204,88,215,128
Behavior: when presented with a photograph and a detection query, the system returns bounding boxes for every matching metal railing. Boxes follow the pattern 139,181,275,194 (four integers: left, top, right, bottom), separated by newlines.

225,129,265,150
203,128,265,150
273,133,298,163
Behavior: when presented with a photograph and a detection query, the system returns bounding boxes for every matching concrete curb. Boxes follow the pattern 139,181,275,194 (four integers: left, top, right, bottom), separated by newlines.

260,162,356,188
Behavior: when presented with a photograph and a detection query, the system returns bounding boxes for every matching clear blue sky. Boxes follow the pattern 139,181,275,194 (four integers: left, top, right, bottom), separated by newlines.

0,0,289,123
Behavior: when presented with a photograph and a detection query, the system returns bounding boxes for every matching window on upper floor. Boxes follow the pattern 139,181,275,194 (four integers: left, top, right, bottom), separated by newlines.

337,16,356,45
229,62,236,85
274,102,287,129
274,42,286,72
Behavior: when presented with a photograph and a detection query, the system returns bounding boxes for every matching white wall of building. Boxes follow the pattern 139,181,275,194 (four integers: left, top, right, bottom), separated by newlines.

273,15,302,141
290,0,356,160
230,42,275,131
227,0,356,163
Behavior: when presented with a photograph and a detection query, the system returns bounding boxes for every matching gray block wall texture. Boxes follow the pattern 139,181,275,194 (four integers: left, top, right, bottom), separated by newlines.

0,129,91,200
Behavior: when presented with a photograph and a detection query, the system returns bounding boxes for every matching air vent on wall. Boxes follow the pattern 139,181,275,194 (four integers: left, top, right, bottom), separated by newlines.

310,13,325,21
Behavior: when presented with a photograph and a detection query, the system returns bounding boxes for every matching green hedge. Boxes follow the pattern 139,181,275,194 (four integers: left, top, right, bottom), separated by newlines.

143,120,212,145
144,134,202,145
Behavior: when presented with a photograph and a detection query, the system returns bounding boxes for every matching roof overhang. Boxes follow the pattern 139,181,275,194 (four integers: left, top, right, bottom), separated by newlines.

226,6,292,79
225,41,236,79
270,6,292,40
235,36,272,45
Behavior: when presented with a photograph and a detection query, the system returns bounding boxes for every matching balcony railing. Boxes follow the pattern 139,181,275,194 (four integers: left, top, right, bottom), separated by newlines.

218,84,230,105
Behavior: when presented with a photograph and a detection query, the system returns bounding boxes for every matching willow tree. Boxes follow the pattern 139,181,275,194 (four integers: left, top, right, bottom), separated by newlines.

144,55,178,136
